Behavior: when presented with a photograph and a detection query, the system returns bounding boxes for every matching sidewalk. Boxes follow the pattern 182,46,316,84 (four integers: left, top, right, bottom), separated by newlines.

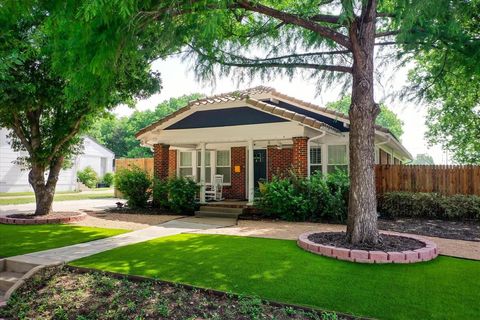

0,198,120,216
194,219,480,260
8,217,237,265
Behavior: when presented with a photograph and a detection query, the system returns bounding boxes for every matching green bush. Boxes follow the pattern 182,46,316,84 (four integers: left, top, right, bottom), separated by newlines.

114,166,152,208
101,172,115,187
257,171,349,222
378,192,480,221
77,166,98,189
152,177,199,214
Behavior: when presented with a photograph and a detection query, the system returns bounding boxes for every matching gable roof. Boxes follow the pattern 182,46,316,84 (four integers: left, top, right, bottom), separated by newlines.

136,86,393,138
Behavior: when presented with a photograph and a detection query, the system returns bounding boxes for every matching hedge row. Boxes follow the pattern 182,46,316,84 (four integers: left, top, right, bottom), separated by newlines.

378,192,480,221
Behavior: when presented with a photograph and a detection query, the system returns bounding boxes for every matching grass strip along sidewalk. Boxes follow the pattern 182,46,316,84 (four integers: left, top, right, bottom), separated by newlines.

71,233,480,320
0,192,114,205
0,224,128,257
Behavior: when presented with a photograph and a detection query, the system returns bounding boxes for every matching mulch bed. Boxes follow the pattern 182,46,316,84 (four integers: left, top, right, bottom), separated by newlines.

1,211,85,224
6,212,79,220
307,232,425,252
379,218,480,242
0,266,357,320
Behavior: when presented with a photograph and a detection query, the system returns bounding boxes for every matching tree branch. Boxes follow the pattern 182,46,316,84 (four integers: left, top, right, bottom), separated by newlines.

309,14,342,24
11,114,34,156
375,30,399,38
220,60,353,73
190,45,353,73
235,0,352,50
47,116,84,163
224,49,351,63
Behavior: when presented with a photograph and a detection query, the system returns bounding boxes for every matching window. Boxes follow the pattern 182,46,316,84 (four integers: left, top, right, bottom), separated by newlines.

179,151,193,178
197,151,211,183
309,147,322,175
327,145,348,173
215,150,231,183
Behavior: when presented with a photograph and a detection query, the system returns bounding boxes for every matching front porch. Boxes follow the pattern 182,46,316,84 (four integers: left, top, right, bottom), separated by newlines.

152,134,324,205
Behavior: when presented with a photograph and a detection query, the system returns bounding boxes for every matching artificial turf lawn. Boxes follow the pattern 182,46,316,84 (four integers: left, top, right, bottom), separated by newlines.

70,233,480,320
0,224,128,257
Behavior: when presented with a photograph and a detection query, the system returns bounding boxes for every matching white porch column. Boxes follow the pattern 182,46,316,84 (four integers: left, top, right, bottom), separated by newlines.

248,139,255,204
200,143,206,203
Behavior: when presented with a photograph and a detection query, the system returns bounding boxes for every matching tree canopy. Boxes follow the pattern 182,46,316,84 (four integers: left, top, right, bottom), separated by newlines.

405,0,480,164
88,94,202,158
326,96,404,139
0,1,162,214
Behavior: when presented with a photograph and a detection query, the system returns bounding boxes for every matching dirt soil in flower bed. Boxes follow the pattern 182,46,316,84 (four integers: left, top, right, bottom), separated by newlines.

379,218,480,242
308,232,425,252
6,211,81,220
0,266,355,320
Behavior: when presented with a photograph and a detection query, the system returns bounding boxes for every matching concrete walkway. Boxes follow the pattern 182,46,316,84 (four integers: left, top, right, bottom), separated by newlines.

9,217,236,265
195,219,480,260
0,198,121,216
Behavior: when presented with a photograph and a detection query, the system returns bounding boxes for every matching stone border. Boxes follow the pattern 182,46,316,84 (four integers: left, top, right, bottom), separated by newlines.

0,212,86,225
297,231,439,264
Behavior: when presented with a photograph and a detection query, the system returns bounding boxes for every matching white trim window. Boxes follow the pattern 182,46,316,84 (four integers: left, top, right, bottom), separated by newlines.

309,146,322,175
215,150,231,184
178,151,193,178
327,145,348,173
197,150,212,183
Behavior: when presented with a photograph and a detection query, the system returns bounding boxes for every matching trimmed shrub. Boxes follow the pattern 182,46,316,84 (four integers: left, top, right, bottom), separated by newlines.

152,177,199,214
378,191,480,221
77,166,98,189
441,194,480,220
152,178,169,209
168,177,199,213
257,171,349,222
101,172,115,187
114,166,151,208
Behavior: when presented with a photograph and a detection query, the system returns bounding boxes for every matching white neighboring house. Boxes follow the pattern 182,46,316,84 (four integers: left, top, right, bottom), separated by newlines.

0,129,115,192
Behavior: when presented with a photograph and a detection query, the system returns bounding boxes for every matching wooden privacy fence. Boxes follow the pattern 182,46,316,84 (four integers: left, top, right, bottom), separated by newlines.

115,158,154,173
114,158,154,197
375,165,480,196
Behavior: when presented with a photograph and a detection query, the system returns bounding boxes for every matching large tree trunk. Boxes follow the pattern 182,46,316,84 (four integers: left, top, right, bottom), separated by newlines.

346,1,380,244
29,157,64,216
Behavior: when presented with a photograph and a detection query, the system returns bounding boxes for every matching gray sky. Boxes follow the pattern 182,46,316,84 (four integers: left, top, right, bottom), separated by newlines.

114,56,447,164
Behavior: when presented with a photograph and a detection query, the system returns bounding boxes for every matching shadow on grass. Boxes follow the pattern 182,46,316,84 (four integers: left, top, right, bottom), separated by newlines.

0,224,127,257
71,233,480,320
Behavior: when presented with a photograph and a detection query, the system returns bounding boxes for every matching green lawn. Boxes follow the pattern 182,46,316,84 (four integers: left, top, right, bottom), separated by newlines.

71,234,480,320
0,188,112,198
0,224,128,257
0,192,114,205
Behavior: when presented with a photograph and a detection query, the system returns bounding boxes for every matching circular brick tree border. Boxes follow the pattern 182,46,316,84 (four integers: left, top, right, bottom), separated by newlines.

0,212,87,225
298,231,439,263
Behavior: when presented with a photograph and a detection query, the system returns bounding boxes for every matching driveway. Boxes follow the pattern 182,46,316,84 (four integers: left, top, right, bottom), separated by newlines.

0,198,121,216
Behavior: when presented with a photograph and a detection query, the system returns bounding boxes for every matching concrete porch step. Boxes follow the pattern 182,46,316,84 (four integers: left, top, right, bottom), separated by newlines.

199,206,244,214
0,271,24,292
194,210,241,219
203,202,248,208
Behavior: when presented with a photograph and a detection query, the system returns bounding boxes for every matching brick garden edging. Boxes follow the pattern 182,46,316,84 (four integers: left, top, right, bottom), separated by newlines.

0,212,86,225
297,231,439,264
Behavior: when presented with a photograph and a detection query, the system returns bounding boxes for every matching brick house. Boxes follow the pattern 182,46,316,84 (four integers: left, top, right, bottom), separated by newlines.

136,86,412,203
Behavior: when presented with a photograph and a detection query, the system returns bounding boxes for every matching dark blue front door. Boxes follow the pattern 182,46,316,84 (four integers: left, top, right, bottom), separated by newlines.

254,149,267,189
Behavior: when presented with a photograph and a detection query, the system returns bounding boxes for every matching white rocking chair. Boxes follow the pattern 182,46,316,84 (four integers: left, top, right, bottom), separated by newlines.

205,174,224,201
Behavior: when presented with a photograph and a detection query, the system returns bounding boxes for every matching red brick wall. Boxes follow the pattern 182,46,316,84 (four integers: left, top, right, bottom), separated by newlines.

168,150,177,177
153,143,170,179
267,146,293,180
223,147,246,199
292,137,308,177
